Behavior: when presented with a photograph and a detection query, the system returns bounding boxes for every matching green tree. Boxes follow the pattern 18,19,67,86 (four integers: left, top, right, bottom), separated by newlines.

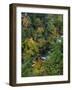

21,13,63,77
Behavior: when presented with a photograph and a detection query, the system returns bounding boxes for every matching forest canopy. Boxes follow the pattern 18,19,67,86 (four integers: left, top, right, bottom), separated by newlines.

21,13,63,77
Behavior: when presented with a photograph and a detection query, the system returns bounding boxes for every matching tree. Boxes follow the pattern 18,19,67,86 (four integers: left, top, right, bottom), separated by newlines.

21,13,63,77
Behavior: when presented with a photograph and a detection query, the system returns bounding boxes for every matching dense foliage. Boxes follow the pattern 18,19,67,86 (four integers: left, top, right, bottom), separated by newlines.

21,13,63,77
